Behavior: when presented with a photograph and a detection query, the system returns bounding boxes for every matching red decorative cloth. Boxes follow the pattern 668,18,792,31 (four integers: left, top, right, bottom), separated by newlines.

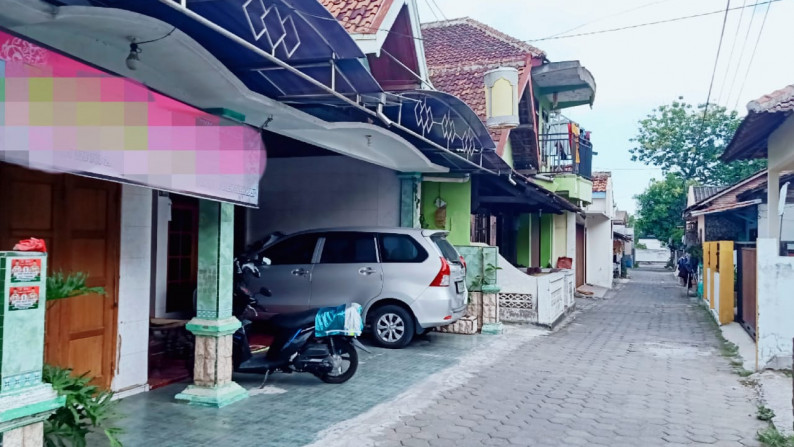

13,238,47,252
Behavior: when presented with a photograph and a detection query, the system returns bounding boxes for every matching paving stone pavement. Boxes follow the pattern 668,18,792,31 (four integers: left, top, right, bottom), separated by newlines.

352,268,766,447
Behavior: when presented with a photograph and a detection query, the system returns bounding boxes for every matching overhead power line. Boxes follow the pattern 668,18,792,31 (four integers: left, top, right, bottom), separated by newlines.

715,0,749,105
723,0,762,107
428,0,449,21
541,0,675,39
704,0,733,114
527,0,783,42
421,0,440,22
733,0,773,110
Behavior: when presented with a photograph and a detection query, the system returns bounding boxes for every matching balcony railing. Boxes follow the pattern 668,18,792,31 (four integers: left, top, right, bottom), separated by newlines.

538,132,593,179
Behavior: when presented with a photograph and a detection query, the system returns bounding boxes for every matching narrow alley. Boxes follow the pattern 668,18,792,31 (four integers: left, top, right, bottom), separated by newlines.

314,268,766,447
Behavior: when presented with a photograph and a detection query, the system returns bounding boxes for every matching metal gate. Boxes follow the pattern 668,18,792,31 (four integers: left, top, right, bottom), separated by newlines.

737,246,757,339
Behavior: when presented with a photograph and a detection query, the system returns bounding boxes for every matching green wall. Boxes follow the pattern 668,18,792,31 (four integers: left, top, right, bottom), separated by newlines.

540,214,554,268
420,181,471,246
516,214,530,267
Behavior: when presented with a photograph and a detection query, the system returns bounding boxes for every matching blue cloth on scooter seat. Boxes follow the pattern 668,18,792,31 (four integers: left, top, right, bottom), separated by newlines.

270,308,318,329
315,303,363,337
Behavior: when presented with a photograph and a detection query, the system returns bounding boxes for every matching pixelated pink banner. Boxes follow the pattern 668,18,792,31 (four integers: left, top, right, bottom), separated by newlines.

0,29,266,207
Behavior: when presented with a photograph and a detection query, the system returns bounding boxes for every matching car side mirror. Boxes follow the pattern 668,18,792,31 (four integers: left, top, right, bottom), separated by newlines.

260,287,273,297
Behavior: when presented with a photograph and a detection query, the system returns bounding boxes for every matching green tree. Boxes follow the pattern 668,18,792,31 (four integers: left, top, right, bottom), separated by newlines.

634,173,693,248
630,99,765,185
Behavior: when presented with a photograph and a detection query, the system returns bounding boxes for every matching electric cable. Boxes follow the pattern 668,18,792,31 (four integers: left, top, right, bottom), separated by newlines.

723,0,762,107
715,0,749,105
733,0,773,110
527,0,782,42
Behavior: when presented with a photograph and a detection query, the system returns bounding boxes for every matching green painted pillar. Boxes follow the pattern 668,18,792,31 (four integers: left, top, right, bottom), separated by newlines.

540,214,554,268
398,173,422,228
516,214,530,268
176,200,247,408
0,251,64,444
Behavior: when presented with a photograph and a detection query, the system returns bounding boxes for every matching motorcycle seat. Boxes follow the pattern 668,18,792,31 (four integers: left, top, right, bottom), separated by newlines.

269,308,318,329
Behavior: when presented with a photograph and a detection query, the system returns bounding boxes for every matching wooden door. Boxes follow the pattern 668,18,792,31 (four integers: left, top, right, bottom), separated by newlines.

0,163,120,388
165,195,198,315
740,248,757,339
576,224,586,287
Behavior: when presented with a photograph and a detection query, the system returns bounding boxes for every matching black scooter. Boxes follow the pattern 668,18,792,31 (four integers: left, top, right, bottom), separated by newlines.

231,256,364,384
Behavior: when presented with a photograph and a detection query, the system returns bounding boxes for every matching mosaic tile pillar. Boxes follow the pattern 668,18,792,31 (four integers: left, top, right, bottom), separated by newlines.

175,201,247,408
398,173,422,228
0,252,64,445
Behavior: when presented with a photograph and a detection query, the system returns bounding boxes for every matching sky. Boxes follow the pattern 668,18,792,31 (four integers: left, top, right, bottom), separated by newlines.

414,0,794,214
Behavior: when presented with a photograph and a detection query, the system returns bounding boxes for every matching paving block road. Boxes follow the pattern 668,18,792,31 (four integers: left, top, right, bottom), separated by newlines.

104,268,766,447
314,268,766,447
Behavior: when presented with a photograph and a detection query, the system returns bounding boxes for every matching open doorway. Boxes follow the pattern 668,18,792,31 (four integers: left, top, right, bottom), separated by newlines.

148,193,198,389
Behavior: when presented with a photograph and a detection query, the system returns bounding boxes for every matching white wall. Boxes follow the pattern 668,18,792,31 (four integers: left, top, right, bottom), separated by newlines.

112,185,153,396
756,238,794,370
552,213,568,266
758,203,794,241
585,215,613,289
247,156,400,243
638,238,664,250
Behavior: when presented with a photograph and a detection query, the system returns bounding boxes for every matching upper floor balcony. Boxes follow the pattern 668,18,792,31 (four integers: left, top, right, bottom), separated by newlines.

538,118,593,180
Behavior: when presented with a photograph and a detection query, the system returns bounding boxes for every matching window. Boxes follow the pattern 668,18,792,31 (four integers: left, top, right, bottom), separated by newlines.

379,234,428,263
320,233,377,264
430,234,463,265
262,234,319,265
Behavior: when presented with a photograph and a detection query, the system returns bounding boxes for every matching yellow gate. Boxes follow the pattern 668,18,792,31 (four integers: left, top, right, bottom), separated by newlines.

702,241,734,325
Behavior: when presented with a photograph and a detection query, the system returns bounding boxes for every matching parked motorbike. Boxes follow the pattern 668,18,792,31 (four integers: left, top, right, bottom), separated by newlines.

231,254,365,385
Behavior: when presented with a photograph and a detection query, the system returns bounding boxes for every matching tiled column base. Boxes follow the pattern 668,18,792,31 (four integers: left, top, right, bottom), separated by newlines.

2,422,42,447
175,318,247,408
481,286,503,334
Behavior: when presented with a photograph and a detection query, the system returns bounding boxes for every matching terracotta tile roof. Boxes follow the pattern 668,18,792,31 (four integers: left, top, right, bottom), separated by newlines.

421,18,545,144
748,84,794,113
422,18,544,69
318,0,394,34
591,172,611,192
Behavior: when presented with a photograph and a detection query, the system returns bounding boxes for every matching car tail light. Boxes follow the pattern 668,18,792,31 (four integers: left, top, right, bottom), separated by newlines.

443,315,452,320
430,257,451,287
459,255,467,274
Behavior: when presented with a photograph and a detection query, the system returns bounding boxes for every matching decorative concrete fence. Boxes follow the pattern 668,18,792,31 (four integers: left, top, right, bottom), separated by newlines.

702,241,734,325
496,253,574,328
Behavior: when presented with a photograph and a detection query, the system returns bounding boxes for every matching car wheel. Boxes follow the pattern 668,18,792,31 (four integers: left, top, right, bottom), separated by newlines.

371,305,415,349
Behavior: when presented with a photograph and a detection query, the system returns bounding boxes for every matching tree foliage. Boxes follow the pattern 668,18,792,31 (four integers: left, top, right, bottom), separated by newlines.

634,173,693,248
630,99,766,185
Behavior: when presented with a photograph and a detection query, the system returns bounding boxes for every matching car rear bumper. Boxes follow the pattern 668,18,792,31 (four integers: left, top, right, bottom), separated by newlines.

412,288,467,328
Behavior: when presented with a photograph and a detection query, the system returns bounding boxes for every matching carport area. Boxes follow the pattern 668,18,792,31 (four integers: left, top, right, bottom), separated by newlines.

95,333,496,447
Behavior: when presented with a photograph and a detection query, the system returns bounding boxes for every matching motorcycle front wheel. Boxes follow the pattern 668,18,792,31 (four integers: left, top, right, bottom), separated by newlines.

318,338,358,384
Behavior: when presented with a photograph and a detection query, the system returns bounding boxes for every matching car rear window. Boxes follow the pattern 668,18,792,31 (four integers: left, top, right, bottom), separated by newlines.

379,234,428,263
430,234,462,265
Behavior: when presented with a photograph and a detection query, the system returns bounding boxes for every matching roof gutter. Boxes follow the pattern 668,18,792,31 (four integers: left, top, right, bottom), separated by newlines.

688,199,762,217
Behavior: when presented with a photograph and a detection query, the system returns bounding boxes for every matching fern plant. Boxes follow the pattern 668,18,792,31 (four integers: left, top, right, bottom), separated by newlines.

47,272,105,302
43,365,123,447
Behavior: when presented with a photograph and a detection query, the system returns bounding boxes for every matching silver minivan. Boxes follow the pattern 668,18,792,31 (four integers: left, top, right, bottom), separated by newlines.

242,227,467,348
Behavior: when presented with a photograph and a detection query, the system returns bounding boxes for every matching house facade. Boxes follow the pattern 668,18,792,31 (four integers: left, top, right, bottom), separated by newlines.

0,1,527,441
420,18,602,289
718,84,794,370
